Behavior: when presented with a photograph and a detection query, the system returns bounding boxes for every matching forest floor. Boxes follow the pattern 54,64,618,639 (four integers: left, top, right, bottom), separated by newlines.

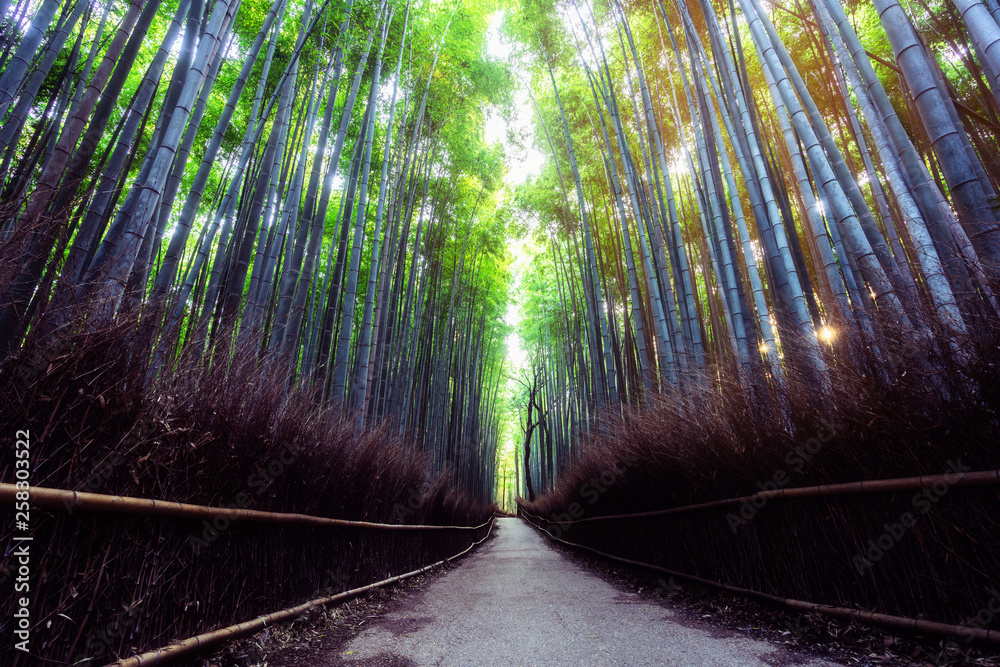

183,517,1000,666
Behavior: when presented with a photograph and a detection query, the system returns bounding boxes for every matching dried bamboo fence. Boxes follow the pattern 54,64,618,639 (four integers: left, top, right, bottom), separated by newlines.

519,469,1000,644
0,484,491,530
107,519,497,667
1,484,494,665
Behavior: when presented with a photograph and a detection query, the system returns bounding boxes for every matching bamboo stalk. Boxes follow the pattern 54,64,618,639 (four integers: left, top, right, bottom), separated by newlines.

520,513,1000,645
105,519,496,666
0,484,492,530
520,469,1000,524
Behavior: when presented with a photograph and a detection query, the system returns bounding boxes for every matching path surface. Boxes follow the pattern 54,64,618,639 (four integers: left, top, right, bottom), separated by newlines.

336,518,841,666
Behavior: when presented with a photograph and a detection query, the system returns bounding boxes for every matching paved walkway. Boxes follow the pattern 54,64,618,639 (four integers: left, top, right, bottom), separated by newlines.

335,518,841,666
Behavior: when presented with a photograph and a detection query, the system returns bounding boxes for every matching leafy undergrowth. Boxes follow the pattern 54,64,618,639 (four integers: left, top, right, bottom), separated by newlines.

0,316,494,665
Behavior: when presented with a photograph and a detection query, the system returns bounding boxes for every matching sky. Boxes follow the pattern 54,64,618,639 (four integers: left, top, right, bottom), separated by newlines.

478,9,542,375
484,11,546,188
484,10,544,501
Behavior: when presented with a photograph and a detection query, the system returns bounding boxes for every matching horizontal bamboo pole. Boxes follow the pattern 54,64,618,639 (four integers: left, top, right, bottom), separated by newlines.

0,484,492,531
105,519,496,667
527,469,1000,525
520,514,1000,646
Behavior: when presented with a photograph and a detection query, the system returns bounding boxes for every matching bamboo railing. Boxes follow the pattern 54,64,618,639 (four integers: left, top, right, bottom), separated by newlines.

535,468,1000,524
0,483,491,530
0,482,495,664
105,519,496,666
520,511,1000,645
518,468,1000,646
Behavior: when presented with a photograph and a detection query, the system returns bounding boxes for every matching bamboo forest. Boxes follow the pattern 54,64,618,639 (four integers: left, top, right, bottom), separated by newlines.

1,0,1000,662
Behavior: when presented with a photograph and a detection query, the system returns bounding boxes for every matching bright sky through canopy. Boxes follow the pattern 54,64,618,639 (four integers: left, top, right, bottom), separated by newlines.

481,9,536,375
485,11,545,186
483,10,539,506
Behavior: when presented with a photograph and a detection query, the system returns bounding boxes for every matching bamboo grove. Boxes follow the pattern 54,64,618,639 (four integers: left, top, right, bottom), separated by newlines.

0,0,516,503
508,0,1000,498
3,0,1000,509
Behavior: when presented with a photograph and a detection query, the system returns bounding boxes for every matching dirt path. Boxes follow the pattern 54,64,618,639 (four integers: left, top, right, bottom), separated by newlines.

332,518,841,666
